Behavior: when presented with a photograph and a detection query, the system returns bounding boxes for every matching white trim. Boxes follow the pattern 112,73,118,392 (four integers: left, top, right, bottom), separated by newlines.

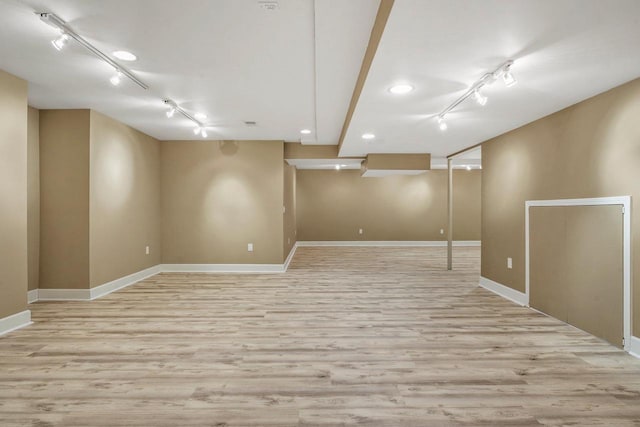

525,196,632,352
283,242,298,271
38,265,162,301
479,276,528,306
628,336,640,359
161,263,285,273
296,240,481,247
37,288,91,301
27,289,38,304
89,265,162,300
0,310,32,336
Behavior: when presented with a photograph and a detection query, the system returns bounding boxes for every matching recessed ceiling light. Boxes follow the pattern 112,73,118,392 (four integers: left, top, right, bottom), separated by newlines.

362,133,375,140
300,129,312,134
113,50,137,61
389,84,413,94
195,113,207,120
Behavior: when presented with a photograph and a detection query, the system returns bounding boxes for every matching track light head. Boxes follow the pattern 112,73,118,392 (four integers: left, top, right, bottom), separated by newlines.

501,61,517,87
110,70,123,86
502,69,517,87
437,116,447,131
166,107,176,118
193,126,201,135
201,128,208,138
473,89,487,106
51,33,70,51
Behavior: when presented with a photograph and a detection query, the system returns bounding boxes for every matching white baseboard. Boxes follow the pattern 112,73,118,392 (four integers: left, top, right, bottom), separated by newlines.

37,265,162,302
479,276,528,306
161,263,285,273
296,240,481,247
89,265,162,300
0,310,32,336
37,288,91,301
27,289,38,304
628,336,640,358
283,243,298,271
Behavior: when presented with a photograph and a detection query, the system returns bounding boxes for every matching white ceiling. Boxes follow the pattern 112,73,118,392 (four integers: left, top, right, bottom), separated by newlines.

285,158,364,170
339,0,640,157
0,0,378,142
1,0,639,154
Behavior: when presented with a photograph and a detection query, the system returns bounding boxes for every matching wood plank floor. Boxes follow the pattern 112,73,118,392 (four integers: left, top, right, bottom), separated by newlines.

2,246,640,426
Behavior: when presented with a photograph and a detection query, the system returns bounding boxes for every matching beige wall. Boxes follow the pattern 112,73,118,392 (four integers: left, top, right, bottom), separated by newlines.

161,140,284,264
283,162,297,259
40,110,162,289
481,77,640,334
27,107,40,291
296,169,481,241
0,69,28,318
39,110,90,289
89,111,161,287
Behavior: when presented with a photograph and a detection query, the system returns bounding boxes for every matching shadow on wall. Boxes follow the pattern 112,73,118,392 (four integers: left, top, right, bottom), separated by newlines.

220,140,239,156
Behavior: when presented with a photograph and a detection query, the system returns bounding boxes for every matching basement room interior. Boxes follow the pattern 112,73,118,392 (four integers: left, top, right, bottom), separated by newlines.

1,0,640,425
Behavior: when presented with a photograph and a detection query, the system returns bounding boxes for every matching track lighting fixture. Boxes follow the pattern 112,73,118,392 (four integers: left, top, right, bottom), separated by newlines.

39,12,214,138
110,70,123,86
473,89,487,106
436,60,516,131
38,12,148,90
437,116,448,131
502,67,517,87
163,100,208,137
51,32,70,51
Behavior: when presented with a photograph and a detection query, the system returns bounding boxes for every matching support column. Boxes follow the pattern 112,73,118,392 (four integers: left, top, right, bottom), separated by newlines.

447,158,453,270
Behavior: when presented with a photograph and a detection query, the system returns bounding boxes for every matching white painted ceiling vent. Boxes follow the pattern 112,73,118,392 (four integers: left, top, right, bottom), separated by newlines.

258,1,279,11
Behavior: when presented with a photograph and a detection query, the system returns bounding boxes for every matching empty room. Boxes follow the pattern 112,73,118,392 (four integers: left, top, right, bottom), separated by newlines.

1,0,640,425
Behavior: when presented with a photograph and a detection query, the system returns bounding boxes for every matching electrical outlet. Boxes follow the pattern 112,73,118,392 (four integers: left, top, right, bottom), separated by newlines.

288,237,291,245
507,257,513,269
248,243,254,252
440,229,444,235
145,246,150,255
358,228,363,235
283,205,286,214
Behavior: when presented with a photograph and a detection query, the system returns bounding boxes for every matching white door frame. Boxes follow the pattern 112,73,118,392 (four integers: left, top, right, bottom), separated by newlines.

525,196,632,350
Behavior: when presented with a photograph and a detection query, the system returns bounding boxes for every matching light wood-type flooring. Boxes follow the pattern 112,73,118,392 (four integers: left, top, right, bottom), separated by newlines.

2,246,640,426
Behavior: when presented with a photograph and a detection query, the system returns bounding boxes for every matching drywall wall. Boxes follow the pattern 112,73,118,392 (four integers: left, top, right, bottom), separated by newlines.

89,111,161,287
529,205,623,347
27,107,39,291
283,162,297,260
0,69,28,319
296,169,480,241
161,140,285,264
39,109,90,290
481,77,640,334
40,110,162,289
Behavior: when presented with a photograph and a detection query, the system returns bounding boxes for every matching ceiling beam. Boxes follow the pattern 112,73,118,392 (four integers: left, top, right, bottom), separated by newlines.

337,0,394,156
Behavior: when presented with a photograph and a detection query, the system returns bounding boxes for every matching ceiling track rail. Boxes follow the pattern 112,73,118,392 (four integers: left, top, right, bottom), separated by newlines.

38,12,149,90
